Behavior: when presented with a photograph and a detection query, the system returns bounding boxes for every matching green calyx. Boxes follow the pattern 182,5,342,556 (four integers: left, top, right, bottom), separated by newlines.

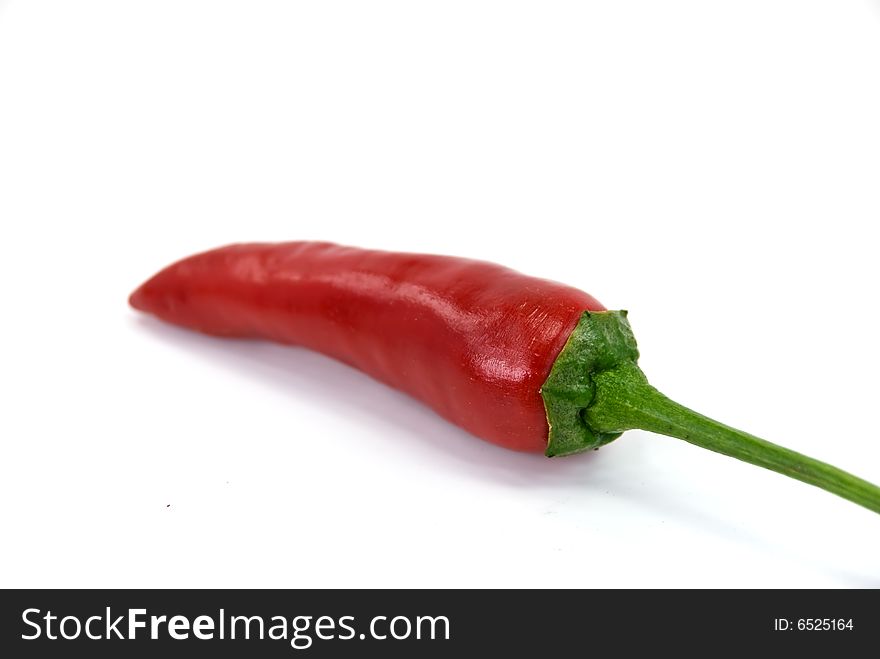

540,310,880,516
541,310,640,457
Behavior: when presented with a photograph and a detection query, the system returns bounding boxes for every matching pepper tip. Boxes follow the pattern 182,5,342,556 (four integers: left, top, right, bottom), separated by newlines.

128,285,149,312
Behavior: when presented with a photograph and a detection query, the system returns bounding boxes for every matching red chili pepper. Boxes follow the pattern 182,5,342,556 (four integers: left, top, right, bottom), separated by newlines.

131,241,880,514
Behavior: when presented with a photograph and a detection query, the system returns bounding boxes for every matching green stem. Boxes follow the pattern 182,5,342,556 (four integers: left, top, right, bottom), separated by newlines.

587,362,880,515
540,310,880,515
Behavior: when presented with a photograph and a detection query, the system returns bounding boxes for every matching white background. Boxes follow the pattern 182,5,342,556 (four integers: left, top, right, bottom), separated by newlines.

2,1,879,588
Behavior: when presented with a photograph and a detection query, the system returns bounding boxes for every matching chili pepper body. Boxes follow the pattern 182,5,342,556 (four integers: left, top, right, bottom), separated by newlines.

130,242,605,451
132,241,880,515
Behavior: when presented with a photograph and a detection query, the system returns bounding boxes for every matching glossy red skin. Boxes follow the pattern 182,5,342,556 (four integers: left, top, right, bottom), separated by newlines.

130,242,605,452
